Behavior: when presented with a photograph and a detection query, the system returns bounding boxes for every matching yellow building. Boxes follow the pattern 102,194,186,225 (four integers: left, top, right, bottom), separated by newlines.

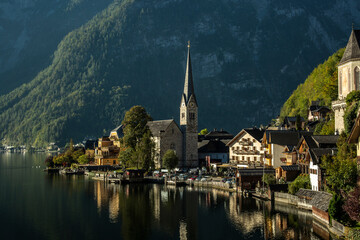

94,125,124,166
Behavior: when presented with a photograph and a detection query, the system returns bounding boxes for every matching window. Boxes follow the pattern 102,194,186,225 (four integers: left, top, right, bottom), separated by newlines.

242,156,245,160
339,70,342,95
170,143,175,150
254,156,257,161
253,146,256,151
182,113,185,119
355,67,360,91
348,68,351,91
189,112,195,120
172,128,174,134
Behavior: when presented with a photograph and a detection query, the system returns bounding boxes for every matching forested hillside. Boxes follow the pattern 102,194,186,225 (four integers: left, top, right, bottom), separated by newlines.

280,48,344,119
1,0,359,146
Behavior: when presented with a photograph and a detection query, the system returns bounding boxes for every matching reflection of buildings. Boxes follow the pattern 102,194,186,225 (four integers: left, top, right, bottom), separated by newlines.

93,181,120,223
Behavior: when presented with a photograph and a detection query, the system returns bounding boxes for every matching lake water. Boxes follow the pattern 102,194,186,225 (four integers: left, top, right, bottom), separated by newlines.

0,153,334,240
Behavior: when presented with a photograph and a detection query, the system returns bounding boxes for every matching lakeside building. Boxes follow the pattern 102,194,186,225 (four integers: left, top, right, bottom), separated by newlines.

198,129,233,166
94,125,123,165
332,28,360,133
262,130,312,169
347,112,360,170
147,120,183,169
227,128,265,168
148,42,198,168
289,135,338,190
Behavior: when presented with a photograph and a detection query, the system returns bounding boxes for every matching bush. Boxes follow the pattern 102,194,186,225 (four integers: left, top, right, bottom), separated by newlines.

288,174,311,194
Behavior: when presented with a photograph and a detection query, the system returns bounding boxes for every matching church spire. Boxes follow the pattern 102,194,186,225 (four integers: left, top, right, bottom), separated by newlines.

182,41,197,105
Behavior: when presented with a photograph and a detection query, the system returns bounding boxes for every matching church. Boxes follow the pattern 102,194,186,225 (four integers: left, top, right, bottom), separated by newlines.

332,28,360,133
147,42,199,168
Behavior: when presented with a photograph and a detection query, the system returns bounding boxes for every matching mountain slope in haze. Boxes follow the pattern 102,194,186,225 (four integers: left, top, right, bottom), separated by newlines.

1,0,360,146
0,0,113,94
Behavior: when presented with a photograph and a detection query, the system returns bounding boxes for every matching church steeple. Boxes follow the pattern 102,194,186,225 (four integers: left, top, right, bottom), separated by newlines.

182,41,197,106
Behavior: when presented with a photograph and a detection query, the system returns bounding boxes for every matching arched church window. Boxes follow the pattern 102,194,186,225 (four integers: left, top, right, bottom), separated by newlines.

189,112,195,120
348,68,351,92
339,71,342,96
355,67,360,91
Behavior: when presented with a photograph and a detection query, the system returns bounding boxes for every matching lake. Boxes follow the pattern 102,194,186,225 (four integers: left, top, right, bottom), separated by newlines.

0,153,334,240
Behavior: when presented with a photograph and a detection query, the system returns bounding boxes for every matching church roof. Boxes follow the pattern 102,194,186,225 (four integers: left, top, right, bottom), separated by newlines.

147,119,179,137
339,29,360,65
182,42,197,106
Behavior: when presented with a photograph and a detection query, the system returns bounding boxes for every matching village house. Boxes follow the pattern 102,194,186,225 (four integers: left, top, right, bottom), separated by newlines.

94,136,120,165
147,119,183,169
198,129,233,166
227,128,265,168
275,165,300,182
296,135,338,191
262,130,311,169
308,101,331,122
281,116,305,130
332,28,360,133
347,111,360,170
94,125,123,166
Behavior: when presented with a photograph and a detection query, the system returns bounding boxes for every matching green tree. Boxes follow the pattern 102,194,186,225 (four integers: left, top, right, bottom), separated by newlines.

295,115,302,130
131,130,154,170
122,106,152,150
162,149,179,171
199,128,209,135
78,154,90,164
321,133,357,193
288,174,311,194
262,173,276,186
119,147,134,168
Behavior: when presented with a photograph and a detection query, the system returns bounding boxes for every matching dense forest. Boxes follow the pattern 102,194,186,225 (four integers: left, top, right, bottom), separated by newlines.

0,0,358,147
280,48,344,119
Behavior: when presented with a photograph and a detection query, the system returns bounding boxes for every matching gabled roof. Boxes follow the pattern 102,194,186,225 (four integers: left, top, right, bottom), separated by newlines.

309,191,333,212
198,139,229,153
109,124,124,138
312,135,339,147
147,119,180,137
265,130,311,146
339,29,360,65
226,128,264,146
295,188,318,199
309,148,335,165
280,165,300,171
205,129,233,140
348,111,360,144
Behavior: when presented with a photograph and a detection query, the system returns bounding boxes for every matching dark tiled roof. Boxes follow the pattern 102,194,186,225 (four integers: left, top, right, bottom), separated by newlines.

182,45,197,105
312,135,339,147
280,165,300,171
309,191,333,212
244,128,265,142
339,29,360,65
267,130,311,146
226,127,264,146
198,139,229,153
295,188,318,199
147,119,175,137
205,129,234,140
237,169,275,176
309,148,335,165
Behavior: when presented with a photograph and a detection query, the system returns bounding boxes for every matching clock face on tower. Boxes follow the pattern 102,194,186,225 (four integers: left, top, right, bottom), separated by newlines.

190,102,194,107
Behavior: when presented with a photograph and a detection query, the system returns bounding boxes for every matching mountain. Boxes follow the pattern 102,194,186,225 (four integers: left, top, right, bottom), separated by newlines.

0,0,113,94
280,48,344,119
1,0,360,146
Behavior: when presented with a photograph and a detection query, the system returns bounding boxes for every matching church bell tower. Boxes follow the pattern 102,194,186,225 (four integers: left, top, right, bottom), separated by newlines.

180,41,198,167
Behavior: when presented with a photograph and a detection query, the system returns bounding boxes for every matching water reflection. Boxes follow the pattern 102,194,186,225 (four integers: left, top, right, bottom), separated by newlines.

0,154,335,240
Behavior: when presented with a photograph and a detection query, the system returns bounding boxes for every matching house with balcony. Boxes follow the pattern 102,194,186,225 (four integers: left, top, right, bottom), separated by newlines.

227,128,265,168
262,130,312,169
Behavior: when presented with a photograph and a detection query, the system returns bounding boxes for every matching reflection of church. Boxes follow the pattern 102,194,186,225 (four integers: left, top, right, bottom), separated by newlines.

332,28,360,133
147,42,198,168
